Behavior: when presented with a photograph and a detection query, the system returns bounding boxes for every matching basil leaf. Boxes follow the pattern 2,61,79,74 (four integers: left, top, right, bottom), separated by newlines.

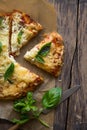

12,114,29,124
14,92,37,114
0,17,4,27
27,92,36,104
0,42,2,53
35,55,44,64
42,87,62,109
17,30,23,44
12,118,29,124
38,42,51,57
35,42,51,64
14,102,25,112
4,63,15,81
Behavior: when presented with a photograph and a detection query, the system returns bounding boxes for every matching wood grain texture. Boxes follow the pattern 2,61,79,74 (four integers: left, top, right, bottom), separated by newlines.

67,0,87,130
48,0,78,130
0,0,86,130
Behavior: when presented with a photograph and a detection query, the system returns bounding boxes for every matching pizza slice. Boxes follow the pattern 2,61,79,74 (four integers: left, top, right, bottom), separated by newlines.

0,56,43,99
24,32,64,77
0,13,10,56
10,10,43,56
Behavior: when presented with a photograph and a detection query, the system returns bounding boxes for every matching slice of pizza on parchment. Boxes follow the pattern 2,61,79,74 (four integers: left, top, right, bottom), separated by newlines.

0,56,43,99
10,10,43,56
24,32,64,77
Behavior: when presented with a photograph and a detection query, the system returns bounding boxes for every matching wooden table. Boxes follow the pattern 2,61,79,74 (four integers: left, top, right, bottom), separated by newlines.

0,0,86,130
48,0,87,130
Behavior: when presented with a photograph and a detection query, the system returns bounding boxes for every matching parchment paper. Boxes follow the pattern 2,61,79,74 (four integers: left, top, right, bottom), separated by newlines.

0,0,57,129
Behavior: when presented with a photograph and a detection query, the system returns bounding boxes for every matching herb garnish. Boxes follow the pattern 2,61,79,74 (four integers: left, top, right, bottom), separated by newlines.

4,63,15,82
35,55,45,64
12,87,62,128
35,42,51,64
42,87,62,109
0,42,2,53
17,30,23,44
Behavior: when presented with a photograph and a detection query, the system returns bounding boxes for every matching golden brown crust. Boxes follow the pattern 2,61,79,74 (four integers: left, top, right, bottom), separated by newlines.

11,10,43,30
11,10,36,24
48,32,64,77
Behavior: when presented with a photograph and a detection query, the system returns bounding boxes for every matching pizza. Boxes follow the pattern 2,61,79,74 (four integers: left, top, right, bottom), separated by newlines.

0,56,43,99
10,10,42,56
0,11,43,99
24,32,64,77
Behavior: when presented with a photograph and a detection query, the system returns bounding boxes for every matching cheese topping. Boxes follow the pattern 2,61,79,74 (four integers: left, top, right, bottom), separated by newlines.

11,11,42,55
24,32,64,76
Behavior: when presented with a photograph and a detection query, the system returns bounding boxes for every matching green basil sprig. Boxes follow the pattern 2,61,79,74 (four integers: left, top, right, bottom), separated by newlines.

42,87,62,109
37,42,51,56
4,62,15,81
0,42,2,53
35,55,44,64
14,92,37,114
12,87,62,128
35,42,51,64
17,30,23,44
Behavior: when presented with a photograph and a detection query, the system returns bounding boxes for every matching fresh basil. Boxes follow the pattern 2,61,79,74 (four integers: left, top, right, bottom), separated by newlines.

4,63,15,81
12,118,29,124
38,42,51,56
12,87,62,127
13,92,49,127
35,42,51,64
14,92,37,114
0,42,2,53
17,30,23,44
12,114,29,124
0,17,4,27
42,87,62,109
35,55,45,64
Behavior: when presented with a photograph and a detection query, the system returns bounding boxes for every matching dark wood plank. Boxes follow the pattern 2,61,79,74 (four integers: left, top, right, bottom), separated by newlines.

67,0,87,130
48,0,78,130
